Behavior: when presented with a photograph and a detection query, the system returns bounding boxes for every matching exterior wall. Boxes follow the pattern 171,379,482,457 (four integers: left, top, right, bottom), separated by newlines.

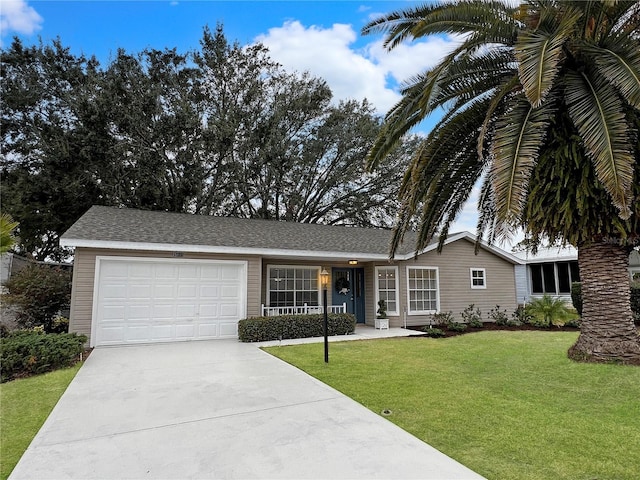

69,248,262,343
514,264,528,305
372,240,518,328
260,259,353,311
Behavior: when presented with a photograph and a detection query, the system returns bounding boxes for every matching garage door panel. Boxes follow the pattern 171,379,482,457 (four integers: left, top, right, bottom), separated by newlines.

221,286,240,298
200,265,220,280
102,305,126,321
152,304,175,318
130,263,153,277
178,265,198,280
151,325,174,340
177,284,198,299
175,324,196,338
199,285,219,298
101,284,127,300
220,303,239,317
95,258,246,346
100,326,125,344
219,322,238,337
126,325,153,342
128,305,151,320
221,266,240,280
154,284,175,299
129,284,152,298
101,262,128,277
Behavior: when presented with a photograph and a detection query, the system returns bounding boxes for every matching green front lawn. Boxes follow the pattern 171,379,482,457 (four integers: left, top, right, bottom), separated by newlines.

265,331,640,480
0,364,82,480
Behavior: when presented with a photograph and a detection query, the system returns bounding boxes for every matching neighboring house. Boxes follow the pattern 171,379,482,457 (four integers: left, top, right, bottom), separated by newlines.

0,252,29,286
60,206,523,347
515,246,640,304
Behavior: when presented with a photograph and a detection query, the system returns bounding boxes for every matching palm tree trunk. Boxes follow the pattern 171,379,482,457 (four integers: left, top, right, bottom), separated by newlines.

569,242,640,364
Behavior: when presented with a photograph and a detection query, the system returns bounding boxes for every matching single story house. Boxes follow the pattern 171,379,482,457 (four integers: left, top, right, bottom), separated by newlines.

60,206,524,347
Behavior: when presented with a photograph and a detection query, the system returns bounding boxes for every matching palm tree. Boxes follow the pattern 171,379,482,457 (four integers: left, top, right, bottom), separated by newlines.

0,213,19,254
363,0,640,364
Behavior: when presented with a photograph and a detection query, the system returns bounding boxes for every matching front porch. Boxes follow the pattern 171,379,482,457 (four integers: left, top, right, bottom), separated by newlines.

260,303,348,316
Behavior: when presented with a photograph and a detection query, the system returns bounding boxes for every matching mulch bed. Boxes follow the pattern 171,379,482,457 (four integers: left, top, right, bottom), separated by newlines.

406,322,580,338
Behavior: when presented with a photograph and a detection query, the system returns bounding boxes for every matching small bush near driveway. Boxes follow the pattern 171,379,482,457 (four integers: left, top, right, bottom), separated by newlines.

238,313,356,342
1,330,87,383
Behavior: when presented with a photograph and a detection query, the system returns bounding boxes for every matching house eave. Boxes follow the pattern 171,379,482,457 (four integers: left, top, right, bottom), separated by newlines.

59,238,395,262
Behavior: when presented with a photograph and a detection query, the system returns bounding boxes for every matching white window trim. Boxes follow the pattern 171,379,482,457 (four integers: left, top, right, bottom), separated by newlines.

630,267,640,281
374,266,399,316
470,268,487,289
406,266,440,315
266,265,322,307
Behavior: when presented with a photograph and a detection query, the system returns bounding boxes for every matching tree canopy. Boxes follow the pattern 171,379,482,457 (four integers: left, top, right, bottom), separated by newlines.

1,25,417,260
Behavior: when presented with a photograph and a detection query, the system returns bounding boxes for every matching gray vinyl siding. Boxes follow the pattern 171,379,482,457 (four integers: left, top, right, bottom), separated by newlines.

371,239,518,328
514,264,528,305
68,248,262,344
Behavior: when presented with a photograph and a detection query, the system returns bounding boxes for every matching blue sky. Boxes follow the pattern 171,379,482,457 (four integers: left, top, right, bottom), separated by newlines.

1,0,491,240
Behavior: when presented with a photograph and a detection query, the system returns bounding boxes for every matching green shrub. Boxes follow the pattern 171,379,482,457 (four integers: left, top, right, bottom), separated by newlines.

511,305,531,326
48,316,69,334
1,330,87,382
571,282,583,316
431,311,454,327
488,305,510,326
3,264,72,332
447,321,467,332
564,317,581,328
461,304,483,328
422,327,445,337
526,295,571,328
238,313,356,342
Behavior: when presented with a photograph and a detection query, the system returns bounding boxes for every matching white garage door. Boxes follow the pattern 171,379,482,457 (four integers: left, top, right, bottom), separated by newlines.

93,257,247,346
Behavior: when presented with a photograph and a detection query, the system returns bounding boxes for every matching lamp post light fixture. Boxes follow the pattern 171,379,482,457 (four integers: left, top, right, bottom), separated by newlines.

320,268,329,363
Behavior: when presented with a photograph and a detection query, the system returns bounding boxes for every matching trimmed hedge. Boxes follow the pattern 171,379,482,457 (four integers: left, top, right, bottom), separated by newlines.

238,313,356,342
571,281,640,319
1,330,87,383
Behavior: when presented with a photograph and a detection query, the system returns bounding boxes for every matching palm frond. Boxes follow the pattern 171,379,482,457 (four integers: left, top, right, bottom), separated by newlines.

389,97,491,256
491,96,554,226
515,8,578,107
583,37,640,109
565,69,635,218
362,1,519,50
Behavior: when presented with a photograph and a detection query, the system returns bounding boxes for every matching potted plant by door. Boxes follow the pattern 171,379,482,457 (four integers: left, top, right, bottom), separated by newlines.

375,299,389,330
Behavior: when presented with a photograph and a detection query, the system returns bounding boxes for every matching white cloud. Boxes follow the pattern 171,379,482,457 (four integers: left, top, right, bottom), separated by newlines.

255,20,459,114
0,0,43,37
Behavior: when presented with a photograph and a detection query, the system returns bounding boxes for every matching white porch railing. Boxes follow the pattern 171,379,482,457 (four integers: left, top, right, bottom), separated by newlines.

261,303,347,316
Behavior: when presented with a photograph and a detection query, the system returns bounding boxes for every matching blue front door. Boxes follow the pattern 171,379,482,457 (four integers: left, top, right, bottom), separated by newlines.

332,268,366,323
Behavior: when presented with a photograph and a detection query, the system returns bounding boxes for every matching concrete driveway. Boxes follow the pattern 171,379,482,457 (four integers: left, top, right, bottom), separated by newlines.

10,339,484,479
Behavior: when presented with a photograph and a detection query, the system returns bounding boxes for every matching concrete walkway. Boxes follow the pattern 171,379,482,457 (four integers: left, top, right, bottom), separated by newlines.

10,329,484,480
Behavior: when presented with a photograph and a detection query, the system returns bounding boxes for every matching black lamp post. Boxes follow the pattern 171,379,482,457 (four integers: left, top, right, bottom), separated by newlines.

321,268,329,363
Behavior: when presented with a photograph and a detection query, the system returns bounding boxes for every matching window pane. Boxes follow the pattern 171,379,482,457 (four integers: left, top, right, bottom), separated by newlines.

530,265,543,294
543,263,556,294
268,267,319,307
407,268,438,313
557,263,571,293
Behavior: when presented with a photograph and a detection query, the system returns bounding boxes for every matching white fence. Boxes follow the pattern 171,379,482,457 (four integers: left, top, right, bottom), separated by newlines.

261,303,347,317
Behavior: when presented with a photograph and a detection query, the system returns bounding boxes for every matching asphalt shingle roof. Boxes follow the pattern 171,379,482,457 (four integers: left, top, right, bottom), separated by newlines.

61,206,424,256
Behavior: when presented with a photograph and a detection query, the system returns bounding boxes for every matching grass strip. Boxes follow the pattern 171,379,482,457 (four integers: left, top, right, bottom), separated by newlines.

0,364,82,480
